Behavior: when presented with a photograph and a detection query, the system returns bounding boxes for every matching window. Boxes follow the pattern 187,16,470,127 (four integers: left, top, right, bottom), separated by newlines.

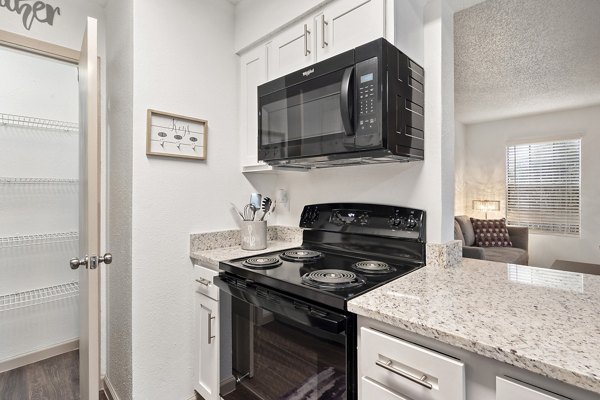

506,138,581,235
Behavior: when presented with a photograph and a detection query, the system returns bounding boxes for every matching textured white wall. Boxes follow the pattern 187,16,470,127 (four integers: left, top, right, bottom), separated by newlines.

128,0,275,398
454,120,467,215
462,105,600,267
0,0,105,51
105,0,133,397
274,0,456,244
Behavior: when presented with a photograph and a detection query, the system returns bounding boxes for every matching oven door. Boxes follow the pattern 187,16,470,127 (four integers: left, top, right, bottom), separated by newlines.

216,273,356,400
258,66,357,162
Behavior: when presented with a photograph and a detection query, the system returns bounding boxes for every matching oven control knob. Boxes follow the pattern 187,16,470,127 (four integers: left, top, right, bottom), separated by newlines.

407,216,417,228
312,209,319,223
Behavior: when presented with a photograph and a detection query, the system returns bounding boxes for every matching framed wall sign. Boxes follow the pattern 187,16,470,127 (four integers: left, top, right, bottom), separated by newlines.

146,109,207,160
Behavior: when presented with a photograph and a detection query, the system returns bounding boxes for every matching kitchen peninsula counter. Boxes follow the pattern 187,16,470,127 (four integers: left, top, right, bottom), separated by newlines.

348,258,600,395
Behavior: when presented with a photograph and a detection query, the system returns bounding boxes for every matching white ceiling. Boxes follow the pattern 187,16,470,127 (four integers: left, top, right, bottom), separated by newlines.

454,0,600,124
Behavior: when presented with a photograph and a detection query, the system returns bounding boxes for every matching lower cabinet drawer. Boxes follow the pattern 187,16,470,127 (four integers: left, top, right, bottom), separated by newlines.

193,264,220,300
360,327,465,400
361,376,413,400
496,377,572,400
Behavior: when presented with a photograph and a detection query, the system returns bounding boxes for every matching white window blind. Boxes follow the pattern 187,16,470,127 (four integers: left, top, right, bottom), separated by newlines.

506,138,581,235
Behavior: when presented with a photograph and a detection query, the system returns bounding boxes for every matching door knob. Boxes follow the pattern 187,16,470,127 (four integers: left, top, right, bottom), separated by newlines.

70,256,88,270
70,253,112,270
99,253,113,265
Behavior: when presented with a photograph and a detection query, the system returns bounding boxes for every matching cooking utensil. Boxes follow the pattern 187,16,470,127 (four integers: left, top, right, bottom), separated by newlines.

230,202,244,220
250,193,262,211
243,204,256,221
259,197,272,221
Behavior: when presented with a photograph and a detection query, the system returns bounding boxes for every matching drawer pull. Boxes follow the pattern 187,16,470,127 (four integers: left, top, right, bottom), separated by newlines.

195,278,211,286
375,360,433,390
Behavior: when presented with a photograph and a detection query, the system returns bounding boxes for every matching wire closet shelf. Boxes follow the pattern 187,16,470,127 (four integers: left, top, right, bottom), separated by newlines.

0,113,79,133
0,282,79,312
0,177,79,184
0,232,79,249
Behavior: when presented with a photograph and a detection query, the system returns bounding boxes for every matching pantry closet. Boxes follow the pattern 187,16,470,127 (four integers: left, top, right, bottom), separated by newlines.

0,44,80,371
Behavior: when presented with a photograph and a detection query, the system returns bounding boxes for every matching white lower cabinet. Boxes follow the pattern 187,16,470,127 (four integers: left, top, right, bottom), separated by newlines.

358,317,597,400
193,265,220,400
362,376,413,400
496,377,572,400
360,327,465,400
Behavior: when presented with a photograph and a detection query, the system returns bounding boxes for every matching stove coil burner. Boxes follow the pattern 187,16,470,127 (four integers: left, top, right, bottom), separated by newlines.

352,260,396,274
280,249,324,263
242,256,282,269
302,269,366,290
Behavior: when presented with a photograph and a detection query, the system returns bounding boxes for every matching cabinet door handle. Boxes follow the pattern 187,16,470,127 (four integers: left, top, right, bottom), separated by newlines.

304,24,311,56
375,360,433,390
208,312,216,344
196,278,211,286
321,15,328,48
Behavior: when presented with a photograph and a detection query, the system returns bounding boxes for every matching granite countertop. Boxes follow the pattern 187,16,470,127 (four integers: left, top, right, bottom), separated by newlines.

348,258,600,394
190,226,302,269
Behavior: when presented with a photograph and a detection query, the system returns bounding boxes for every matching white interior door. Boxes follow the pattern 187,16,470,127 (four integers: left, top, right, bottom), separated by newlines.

77,17,101,400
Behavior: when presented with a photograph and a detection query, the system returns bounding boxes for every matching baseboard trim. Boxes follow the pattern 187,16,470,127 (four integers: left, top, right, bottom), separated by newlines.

0,338,79,373
103,375,121,400
220,376,236,396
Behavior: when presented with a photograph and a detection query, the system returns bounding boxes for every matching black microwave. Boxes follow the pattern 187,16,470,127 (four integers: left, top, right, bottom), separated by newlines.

257,38,424,169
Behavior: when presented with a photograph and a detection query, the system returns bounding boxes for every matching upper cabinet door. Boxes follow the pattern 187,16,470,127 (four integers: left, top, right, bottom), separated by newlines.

240,45,268,168
268,17,316,80
318,0,385,60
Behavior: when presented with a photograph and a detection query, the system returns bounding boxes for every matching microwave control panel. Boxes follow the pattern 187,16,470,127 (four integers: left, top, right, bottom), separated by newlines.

356,57,379,136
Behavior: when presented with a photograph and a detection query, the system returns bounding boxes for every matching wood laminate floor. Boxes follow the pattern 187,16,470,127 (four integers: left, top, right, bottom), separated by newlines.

0,351,108,400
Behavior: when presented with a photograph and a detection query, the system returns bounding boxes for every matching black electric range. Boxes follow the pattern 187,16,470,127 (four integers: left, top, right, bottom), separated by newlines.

219,203,426,311
216,203,426,400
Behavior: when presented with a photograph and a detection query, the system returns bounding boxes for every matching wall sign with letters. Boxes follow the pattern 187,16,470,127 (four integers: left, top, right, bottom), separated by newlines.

0,0,61,31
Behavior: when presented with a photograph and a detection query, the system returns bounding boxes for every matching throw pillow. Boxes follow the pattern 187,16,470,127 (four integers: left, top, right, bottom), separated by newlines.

454,220,465,245
470,218,513,247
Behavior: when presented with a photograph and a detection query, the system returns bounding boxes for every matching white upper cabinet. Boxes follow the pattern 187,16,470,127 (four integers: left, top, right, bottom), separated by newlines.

317,0,386,59
268,16,317,80
239,45,269,169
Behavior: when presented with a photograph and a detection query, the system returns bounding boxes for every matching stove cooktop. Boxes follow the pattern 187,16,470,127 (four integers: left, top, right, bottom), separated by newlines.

219,246,422,310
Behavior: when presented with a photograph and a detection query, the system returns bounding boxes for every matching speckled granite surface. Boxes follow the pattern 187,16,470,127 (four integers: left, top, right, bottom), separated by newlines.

426,240,462,268
190,226,302,269
348,258,600,394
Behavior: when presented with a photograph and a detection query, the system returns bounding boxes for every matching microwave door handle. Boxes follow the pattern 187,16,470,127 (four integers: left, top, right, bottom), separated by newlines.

340,66,355,136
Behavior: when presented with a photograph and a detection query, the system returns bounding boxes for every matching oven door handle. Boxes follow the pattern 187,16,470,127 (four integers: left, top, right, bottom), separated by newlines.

340,66,355,136
215,274,347,334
